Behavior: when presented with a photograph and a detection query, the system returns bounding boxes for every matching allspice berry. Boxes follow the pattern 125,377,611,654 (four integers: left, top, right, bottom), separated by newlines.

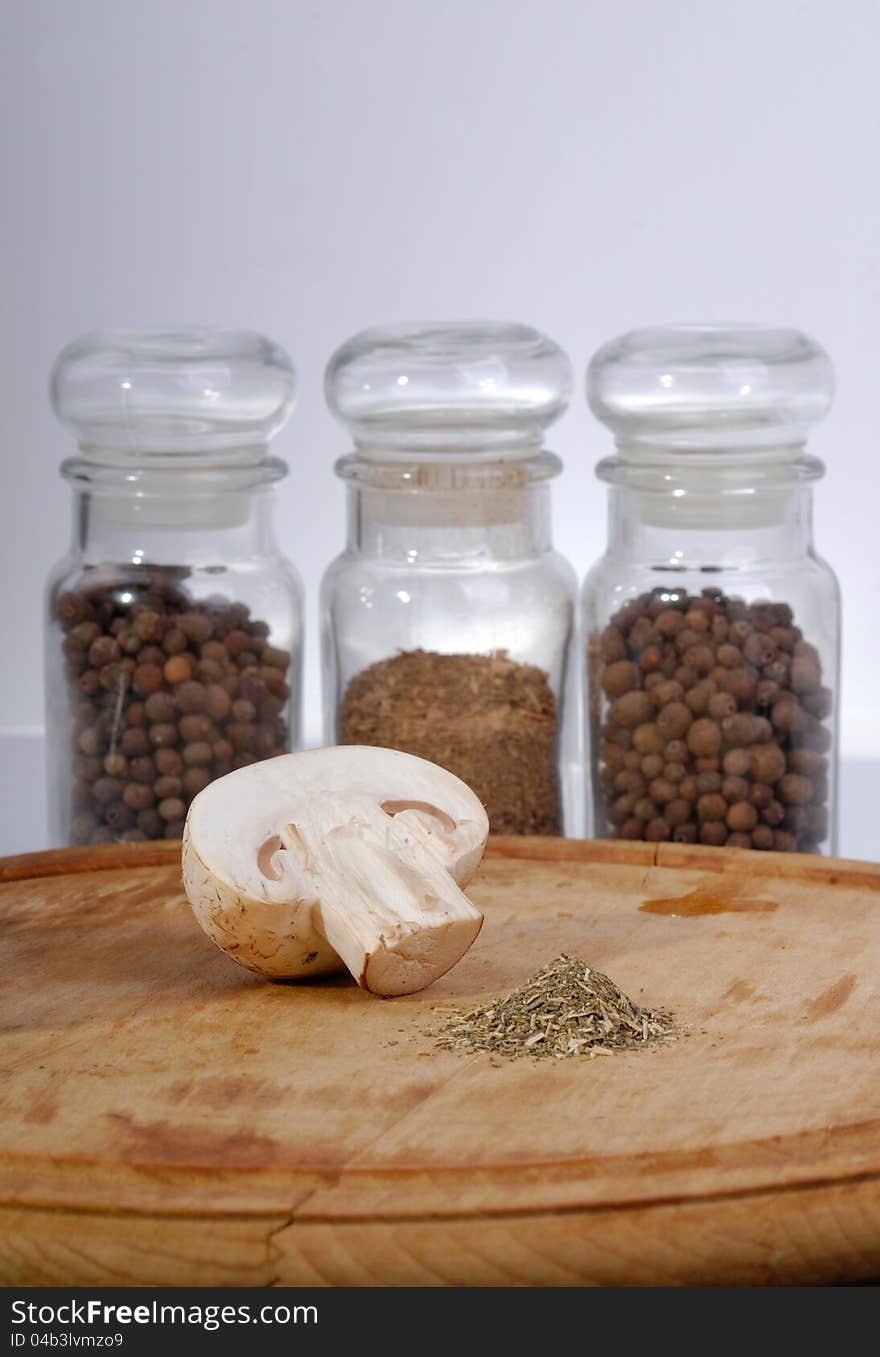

687,719,721,758
778,773,813,806
726,801,758,833
657,702,692,740
163,654,193,686
53,572,293,846
610,690,655,729
593,586,832,854
696,792,727,822
750,744,786,784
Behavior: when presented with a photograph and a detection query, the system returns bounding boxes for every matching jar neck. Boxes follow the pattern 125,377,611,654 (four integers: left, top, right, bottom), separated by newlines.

339,459,558,563
62,462,284,565
604,479,816,567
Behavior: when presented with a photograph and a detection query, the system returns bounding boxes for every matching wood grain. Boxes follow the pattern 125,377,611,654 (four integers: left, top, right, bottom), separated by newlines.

1,838,879,1286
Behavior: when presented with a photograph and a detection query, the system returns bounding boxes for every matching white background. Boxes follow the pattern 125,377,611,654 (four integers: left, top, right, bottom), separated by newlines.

2,0,879,852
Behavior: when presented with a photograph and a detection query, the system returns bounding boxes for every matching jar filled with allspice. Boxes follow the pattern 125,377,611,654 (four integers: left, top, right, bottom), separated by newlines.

321,322,578,835
45,329,304,847
583,325,840,854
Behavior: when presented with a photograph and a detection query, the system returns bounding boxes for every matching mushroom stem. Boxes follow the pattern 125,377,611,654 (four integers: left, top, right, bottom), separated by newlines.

312,828,483,996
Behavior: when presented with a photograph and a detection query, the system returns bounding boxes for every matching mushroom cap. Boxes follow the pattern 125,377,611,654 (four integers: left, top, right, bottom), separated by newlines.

182,745,489,989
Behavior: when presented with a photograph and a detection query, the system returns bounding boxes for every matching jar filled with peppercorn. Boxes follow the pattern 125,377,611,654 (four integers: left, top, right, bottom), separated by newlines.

321,321,579,836
45,329,303,847
583,324,840,854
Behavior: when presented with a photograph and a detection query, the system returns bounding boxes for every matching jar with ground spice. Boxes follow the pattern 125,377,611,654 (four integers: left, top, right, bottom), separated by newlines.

321,322,578,835
45,329,303,847
583,325,840,854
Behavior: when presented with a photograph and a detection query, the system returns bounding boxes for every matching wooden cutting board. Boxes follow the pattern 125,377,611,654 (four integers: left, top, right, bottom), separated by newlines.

1,837,879,1287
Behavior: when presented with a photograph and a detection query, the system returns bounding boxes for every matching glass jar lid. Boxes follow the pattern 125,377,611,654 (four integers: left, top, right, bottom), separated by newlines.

587,324,833,458
50,328,295,466
325,320,572,459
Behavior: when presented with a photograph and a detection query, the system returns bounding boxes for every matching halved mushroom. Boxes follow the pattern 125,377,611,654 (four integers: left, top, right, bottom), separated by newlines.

181,745,489,996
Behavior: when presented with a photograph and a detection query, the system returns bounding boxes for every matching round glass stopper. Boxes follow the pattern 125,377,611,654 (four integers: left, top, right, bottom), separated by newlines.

50,328,295,464
325,320,572,457
587,324,833,455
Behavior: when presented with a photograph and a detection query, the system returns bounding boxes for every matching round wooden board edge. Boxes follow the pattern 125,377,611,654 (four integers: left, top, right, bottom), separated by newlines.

3,835,879,887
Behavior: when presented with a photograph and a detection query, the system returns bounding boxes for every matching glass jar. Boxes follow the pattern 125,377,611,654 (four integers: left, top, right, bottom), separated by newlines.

583,324,840,855
321,321,578,836
45,328,303,848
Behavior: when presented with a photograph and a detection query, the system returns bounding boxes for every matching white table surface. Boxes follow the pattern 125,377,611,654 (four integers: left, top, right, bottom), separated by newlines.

0,730,876,863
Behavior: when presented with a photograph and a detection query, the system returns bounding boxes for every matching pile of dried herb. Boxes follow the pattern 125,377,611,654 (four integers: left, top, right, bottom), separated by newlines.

435,955,675,1060
338,648,559,836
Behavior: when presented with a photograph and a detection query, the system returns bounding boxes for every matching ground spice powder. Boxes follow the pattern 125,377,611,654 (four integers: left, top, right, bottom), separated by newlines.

434,955,676,1059
338,648,559,835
